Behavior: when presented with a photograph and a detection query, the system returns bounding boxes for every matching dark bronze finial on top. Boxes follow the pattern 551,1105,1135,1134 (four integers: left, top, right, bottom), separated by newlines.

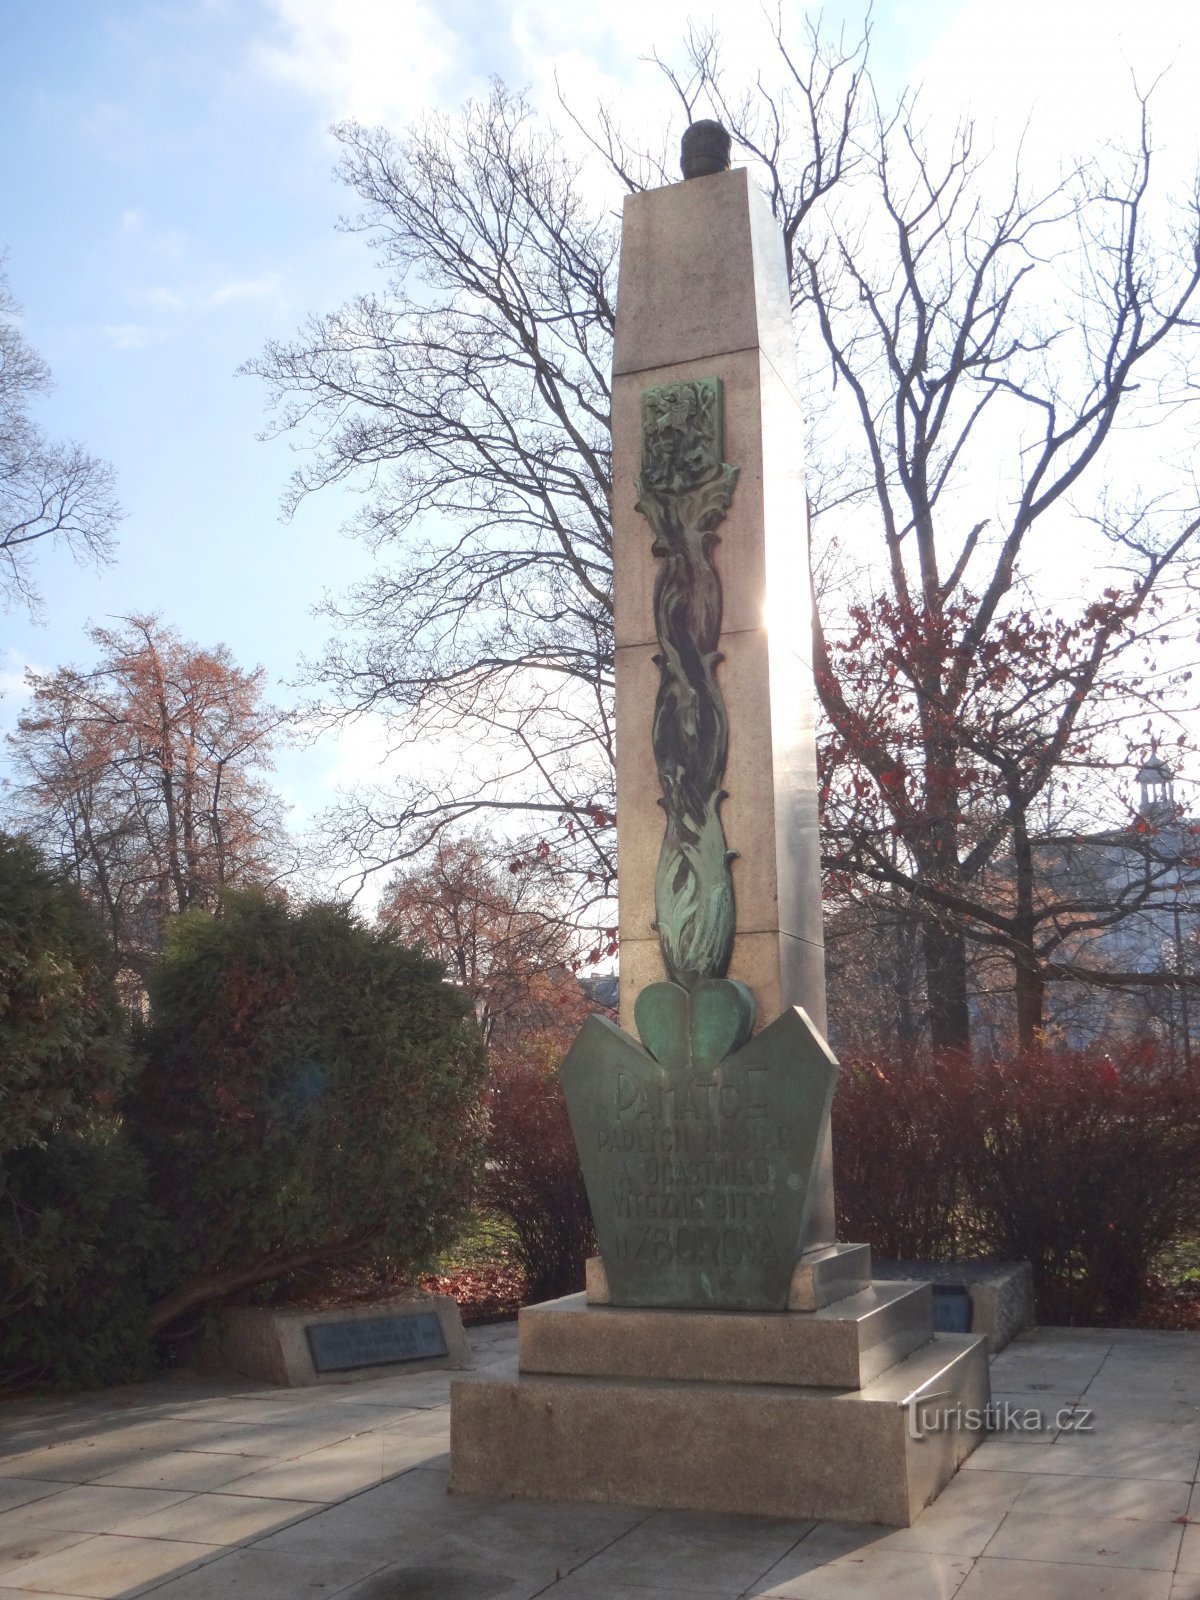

680,119,731,180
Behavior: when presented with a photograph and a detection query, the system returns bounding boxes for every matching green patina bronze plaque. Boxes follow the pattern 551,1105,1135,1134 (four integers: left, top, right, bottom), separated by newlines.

561,980,837,1311
636,376,740,991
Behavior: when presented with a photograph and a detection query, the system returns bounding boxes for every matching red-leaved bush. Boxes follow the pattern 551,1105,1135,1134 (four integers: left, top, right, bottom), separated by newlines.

834,1044,1200,1324
484,1050,596,1302
833,1049,980,1262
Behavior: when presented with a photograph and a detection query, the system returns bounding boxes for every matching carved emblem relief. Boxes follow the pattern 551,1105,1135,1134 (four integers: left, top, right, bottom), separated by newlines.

634,376,740,990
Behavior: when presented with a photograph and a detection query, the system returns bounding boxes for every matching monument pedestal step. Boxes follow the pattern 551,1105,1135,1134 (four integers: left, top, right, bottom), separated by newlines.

449,1330,990,1527
520,1280,933,1390
585,1241,873,1313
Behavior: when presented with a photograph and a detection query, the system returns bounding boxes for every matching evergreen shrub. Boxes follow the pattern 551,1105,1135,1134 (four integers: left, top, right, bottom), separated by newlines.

0,832,158,1390
132,891,488,1331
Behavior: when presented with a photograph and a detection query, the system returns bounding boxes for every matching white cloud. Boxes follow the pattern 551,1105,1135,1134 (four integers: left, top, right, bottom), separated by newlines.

128,273,284,321
910,0,1200,182
254,0,460,124
207,271,283,306
102,322,154,350
293,710,447,810
0,664,31,701
508,0,782,152
142,285,186,311
0,650,39,736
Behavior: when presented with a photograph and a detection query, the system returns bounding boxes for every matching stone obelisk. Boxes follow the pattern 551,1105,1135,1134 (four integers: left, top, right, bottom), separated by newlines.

448,125,989,1528
612,120,833,1244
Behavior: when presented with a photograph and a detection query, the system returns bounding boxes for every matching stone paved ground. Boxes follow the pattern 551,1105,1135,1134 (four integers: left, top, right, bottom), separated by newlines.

0,1322,1197,1598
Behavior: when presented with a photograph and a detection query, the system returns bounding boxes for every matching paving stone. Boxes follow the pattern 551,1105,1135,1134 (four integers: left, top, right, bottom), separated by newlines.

1088,1359,1200,1391
121,1489,320,1545
1087,1403,1200,1431
0,1531,215,1597
252,1469,476,1563
146,1396,320,1424
562,1507,809,1596
0,1478,61,1514
411,1502,712,1597
0,1420,273,1482
871,1469,1030,1556
144,1544,393,1597
339,1565,530,1600
0,1525,91,1578
751,1541,973,1597
1178,1523,1200,1576
361,1378,455,1411
976,1392,1071,1439
0,1440,139,1482
983,1509,1183,1570
88,1450,274,1492
1035,1428,1200,1483
215,1439,413,1502
1,1323,1199,1599
172,1420,369,1459
0,1481,194,1534
959,1439,1069,1474
957,1556,1172,1599
1009,1472,1191,1520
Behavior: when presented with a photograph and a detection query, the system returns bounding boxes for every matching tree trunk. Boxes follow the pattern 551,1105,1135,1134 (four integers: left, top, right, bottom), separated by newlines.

145,1231,381,1335
1011,800,1045,1050
1013,950,1045,1052
923,915,971,1052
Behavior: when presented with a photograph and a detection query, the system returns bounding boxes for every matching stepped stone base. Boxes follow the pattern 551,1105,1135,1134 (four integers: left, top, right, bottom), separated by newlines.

584,1241,872,1313
450,1333,988,1526
450,1252,990,1526
786,1242,872,1311
522,1282,932,1390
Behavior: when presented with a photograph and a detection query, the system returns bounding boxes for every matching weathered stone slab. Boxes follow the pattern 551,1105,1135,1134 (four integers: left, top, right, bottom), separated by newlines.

517,1284,932,1390
561,1004,837,1311
449,1333,990,1526
210,1293,472,1387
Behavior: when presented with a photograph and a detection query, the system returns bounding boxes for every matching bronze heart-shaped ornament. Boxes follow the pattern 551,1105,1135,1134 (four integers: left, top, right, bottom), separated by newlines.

560,981,838,1311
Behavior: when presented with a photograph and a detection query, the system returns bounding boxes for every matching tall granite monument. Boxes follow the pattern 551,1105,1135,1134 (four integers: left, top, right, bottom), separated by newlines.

449,123,990,1527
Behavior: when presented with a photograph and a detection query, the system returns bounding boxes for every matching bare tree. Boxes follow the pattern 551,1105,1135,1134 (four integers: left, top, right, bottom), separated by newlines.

247,85,619,913
250,28,1200,1051
802,102,1200,1048
0,263,121,616
6,616,289,982
246,45,867,916
377,832,585,1045
681,54,1200,1048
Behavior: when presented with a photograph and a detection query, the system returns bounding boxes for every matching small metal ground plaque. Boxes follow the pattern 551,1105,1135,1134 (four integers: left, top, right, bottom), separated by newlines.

305,1311,449,1374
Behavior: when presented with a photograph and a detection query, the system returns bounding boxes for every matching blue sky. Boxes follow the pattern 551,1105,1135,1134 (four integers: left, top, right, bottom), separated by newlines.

2,0,1197,840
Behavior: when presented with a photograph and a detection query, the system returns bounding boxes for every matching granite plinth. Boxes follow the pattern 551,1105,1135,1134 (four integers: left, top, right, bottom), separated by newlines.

519,1283,932,1390
449,1331,989,1526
